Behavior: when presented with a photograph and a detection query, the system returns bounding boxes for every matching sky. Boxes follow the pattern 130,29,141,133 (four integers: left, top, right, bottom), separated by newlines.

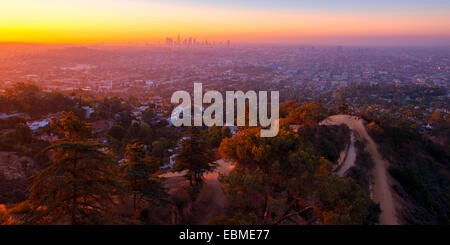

1,0,449,45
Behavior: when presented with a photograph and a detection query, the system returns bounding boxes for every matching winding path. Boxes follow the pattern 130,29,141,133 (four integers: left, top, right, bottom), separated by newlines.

161,159,233,224
336,131,357,177
320,115,399,225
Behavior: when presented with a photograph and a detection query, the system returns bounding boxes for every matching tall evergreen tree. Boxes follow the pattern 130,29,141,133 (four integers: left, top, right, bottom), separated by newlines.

174,127,216,186
121,142,167,213
24,112,121,224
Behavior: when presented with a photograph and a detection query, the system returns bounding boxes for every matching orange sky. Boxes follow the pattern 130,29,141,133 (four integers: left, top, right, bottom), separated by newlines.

1,0,450,44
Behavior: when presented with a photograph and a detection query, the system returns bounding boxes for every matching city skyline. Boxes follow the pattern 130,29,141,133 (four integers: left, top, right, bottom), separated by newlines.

1,0,450,45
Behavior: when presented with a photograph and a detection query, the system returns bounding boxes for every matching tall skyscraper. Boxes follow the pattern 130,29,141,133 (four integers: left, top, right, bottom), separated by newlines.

165,37,173,46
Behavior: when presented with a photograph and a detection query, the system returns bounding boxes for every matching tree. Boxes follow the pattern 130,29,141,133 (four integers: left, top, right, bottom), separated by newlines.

0,123,34,153
151,137,170,159
430,110,443,126
121,142,167,213
338,102,350,115
218,127,379,225
117,110,133,129
0,204,14,225
218,167,269,223
24,112,121,224
50,111,92,141
174,127,216,186
14,123,33,144
142,108,157,125
204,126,232,148
95,97,131,121
108,124,126,141
318,176,381,225
126,122,153,144
280,100,300,118
286,102,328,126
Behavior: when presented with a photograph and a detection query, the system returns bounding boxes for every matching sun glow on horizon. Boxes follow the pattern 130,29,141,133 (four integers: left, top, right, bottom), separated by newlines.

1,0,450,45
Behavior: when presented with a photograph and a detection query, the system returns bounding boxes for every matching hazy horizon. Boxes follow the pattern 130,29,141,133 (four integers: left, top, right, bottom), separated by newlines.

1,0,450,45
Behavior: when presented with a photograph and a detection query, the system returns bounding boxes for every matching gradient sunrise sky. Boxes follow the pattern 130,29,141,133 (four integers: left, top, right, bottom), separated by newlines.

1,0,450,45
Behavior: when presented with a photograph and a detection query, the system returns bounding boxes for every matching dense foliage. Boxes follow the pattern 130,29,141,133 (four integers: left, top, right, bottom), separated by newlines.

217,126,379,225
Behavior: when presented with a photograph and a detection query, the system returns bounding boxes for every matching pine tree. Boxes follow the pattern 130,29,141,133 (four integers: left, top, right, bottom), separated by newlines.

24,112,121,224
121,142,167,213
174,127,216,186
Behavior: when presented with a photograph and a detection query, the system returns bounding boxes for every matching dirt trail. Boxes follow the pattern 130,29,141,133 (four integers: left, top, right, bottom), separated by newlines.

192,160,233,224
320,115,399,225
336,131,356,177
162,159,233,224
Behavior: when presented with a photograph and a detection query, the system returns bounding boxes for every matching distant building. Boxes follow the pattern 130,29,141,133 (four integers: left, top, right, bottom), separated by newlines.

165,37,173,46
145,80,155,86
82,106,94,119
92,120,113,134
26,119,51,132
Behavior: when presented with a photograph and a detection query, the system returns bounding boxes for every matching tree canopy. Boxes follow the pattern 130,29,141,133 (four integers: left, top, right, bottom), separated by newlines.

24,112,122,224
217,127,379,225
